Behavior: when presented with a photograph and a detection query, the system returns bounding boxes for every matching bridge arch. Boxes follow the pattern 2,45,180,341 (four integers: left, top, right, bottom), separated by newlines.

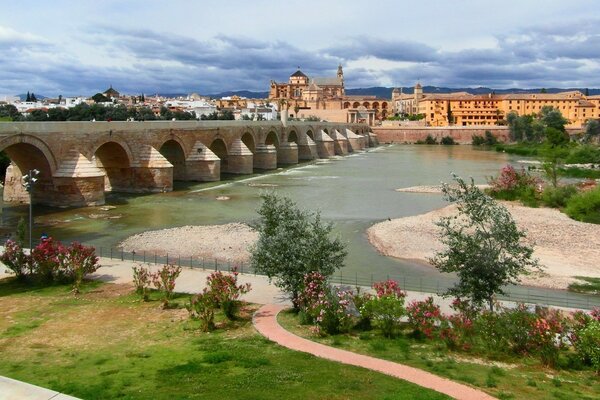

209,138,228,175
306,129,315,141
159,139,186,180
265,131,279,148
287,130,298,144
0,134,58,174
241,132,256,153
94,141,132,192
0,135,57,203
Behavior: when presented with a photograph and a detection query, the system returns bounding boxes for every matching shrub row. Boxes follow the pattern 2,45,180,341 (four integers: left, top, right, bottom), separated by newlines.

298,275,600,372
1,238,99,293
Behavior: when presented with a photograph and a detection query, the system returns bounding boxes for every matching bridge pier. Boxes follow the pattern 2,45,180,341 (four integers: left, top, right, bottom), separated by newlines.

331,129,349,155
129,146,173,193
297,135,318,160
253,144,277,170
52,151,105,206
277,142,298,165
185,141,220,181
344,129,363,152
315,130,335,159
227,139,253,174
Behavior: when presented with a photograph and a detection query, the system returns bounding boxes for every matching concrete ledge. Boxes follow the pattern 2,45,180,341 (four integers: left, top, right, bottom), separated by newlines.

0,375,81,400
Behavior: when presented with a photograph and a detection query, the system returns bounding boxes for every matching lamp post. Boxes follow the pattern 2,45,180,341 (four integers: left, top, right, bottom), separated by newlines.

21,169,40,251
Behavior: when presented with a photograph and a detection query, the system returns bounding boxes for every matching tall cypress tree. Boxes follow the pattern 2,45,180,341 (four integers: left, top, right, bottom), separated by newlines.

26,91,31,102
31,92,37,102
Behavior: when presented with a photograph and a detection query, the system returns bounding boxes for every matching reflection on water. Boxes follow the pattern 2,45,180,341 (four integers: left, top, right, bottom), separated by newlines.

1,145,516,282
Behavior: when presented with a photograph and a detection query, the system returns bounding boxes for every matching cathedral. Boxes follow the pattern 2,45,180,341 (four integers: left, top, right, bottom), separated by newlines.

269,65,389,126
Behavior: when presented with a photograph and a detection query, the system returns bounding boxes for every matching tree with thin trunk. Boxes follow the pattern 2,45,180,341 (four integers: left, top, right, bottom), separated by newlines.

250,192,347,309
429,175,539,311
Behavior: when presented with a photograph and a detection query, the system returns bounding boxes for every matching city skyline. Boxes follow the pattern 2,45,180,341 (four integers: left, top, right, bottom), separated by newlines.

1,0,599,96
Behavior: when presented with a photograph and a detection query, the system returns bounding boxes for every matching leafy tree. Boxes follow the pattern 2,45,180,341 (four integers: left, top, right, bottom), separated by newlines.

159,106,173,120
540,88,547,94
429,175,539,311
91,93,110,103
0,104,19,120
540,127,570,187
584,119,600,141
219,110,235,120
47,107,69,121
250,193,347,309
540,106,568,132
26,109,48,121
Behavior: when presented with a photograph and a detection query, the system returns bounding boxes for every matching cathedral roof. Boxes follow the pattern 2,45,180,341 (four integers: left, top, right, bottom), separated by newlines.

313,77,343,86
291,70,308,78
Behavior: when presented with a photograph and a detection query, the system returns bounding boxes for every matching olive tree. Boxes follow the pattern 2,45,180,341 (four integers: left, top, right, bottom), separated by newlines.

429,175,539,311
250,193,347,309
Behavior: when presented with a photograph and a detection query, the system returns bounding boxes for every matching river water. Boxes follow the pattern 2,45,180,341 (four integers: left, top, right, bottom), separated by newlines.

1,145,598,308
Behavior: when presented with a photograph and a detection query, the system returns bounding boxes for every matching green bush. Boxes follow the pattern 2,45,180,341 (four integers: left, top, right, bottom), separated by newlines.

565,145,600,164
472,135,485,146
574,320,600,373
440,136,456,145
361,295,406,338
565,186,600,224
541,185,578,208
472,131,498,146
416,134,438,145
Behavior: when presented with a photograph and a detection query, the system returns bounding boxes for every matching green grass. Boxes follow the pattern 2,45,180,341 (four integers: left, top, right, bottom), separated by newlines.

0,116,12,122
559,167,600,179
278,311,600,400
494,143,540,157
0,278,449,400
569,276,600,294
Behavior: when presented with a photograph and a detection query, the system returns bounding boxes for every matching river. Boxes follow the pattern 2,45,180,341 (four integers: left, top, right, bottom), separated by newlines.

1,144,597,308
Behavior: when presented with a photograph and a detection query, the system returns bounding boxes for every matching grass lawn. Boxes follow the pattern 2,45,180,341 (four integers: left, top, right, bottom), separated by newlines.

278,311,600,400
569,276,600,295
0,278,449,400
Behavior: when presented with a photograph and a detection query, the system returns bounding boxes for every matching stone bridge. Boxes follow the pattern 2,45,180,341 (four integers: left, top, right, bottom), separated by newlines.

0,121,375,207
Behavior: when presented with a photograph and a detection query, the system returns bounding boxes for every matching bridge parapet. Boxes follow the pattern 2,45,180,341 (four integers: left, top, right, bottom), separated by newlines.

0,121,371,207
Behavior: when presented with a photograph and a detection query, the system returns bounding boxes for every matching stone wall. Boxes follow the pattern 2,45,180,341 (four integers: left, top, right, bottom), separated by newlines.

372,126,511,144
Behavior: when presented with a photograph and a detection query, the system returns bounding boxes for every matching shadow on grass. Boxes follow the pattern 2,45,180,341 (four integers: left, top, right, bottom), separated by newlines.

0,276,103,297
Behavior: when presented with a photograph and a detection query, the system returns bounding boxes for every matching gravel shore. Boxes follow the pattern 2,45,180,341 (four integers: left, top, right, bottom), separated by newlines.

119,223,258,263
367,203,600,289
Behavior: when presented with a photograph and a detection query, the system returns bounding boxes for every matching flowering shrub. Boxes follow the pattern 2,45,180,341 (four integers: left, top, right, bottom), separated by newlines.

591,307,600,322
132,265,151,301
57,242,99,294
360,280,406,338
574,320,600,373
0,240,30,278
206,267,251,320
30,237,62,281
441,299,479,350
152,264,182,308
2,238,99,290
529,307,567,366
489,164,538,193
352,288,374,330
406,297,442,339
297,272,355,335
187,289,217,331
373,279,406,298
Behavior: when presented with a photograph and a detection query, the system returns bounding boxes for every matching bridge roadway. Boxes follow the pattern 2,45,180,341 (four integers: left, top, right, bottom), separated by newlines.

0,120,374,207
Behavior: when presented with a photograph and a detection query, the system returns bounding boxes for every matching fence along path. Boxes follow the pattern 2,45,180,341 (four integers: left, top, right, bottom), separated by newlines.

94,245,600,310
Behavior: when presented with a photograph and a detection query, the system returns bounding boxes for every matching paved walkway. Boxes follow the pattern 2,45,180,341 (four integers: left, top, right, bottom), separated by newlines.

0,376,80,400
253,304,496,400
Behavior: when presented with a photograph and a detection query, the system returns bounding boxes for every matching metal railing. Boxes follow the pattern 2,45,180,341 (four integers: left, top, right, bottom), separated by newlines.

93,245,600,311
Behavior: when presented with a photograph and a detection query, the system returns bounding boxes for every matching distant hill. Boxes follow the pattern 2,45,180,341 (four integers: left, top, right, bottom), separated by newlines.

347,86,600,98
205,90,269,99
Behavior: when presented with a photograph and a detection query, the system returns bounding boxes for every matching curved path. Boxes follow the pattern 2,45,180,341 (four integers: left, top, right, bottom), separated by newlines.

253,304,496,400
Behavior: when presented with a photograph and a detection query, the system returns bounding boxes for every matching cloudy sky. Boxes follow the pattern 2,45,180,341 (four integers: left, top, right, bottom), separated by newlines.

1,0,599,96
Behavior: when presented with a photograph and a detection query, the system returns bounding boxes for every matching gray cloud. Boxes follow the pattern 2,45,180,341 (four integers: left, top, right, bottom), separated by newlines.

1,17,600,97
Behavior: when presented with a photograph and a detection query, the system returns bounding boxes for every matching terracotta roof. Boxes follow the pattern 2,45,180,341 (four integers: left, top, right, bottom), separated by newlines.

312,77,342,86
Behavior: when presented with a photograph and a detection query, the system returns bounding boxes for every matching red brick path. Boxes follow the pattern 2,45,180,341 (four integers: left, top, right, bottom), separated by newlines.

253,304,496,400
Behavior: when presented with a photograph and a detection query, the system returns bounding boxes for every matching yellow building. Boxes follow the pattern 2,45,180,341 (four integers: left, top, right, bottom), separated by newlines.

393,84,600,128
269,66,389,125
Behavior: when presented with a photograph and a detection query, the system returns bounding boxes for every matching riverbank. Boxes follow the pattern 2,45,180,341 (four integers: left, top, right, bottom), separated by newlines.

367,202,600,290
119,223,258,263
